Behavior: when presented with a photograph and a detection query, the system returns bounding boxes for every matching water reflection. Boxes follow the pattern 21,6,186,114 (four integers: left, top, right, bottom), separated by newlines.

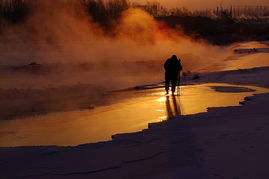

0,83,268,147
165,95,181,120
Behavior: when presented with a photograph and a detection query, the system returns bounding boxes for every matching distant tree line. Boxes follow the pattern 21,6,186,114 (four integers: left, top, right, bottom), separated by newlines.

0,0,268,44
83,0,129,29
192,5,269,24
1,0,269,25
135,2,269,23
0,0,31,24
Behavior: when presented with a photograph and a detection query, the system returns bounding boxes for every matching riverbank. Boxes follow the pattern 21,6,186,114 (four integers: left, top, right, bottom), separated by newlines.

1,66,269,178
1,83,267,147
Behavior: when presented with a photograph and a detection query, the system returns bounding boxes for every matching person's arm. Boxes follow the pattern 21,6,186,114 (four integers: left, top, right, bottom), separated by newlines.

178,62,183,71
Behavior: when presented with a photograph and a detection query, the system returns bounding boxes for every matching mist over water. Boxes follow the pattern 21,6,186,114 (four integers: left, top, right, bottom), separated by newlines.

0,0,244,89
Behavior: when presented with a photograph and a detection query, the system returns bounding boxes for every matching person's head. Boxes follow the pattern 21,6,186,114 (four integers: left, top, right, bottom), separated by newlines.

171,55,180,61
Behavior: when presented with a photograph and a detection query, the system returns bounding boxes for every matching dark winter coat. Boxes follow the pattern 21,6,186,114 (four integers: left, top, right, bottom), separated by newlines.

164,57,183,79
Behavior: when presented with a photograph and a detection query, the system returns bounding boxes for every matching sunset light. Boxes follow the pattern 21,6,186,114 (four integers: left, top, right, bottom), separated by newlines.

1,0,269,178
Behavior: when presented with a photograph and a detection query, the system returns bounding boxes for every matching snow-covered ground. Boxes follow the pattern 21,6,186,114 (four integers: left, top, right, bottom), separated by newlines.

1,66,269,178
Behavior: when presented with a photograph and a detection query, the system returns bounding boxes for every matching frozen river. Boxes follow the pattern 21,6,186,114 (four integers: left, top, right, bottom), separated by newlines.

0,83,268,147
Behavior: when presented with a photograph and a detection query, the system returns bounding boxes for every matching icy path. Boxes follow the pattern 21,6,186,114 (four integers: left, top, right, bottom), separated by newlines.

0,83,268,147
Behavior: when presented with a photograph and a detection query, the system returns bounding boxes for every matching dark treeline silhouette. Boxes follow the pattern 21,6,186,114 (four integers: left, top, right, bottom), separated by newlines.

83,0,129,29
132,2,269,22
0,0,31,24
83,1,269,44
0,0,268,44
1,0,269,24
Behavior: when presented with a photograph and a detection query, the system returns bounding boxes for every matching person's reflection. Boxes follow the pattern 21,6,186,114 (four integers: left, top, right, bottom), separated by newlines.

166,96,173,120
172,95,181,116
165,95,181,120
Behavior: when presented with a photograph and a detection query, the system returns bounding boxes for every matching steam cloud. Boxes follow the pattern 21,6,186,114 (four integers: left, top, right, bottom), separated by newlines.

0,0,233,89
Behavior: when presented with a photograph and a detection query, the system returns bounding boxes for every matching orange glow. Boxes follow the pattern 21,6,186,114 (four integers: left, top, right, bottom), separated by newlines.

0,83,268,147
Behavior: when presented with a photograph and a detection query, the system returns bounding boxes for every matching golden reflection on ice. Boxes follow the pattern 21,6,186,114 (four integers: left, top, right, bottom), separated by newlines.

157,96,166,102
159,116,167,120
165,95,182,120
0,83,268,147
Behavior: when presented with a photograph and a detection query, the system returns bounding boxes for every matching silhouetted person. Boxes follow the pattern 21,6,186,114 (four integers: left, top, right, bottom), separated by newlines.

164,55,183,95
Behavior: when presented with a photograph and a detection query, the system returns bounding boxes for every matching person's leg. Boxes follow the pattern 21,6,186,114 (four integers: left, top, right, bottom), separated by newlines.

171,79,177,94
165,78,170,94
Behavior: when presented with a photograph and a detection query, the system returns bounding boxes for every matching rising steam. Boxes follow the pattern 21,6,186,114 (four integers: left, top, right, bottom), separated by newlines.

0,0,233,89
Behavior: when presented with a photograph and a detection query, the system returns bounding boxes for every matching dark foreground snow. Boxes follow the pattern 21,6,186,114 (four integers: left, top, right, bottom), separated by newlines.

1,93,269,178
